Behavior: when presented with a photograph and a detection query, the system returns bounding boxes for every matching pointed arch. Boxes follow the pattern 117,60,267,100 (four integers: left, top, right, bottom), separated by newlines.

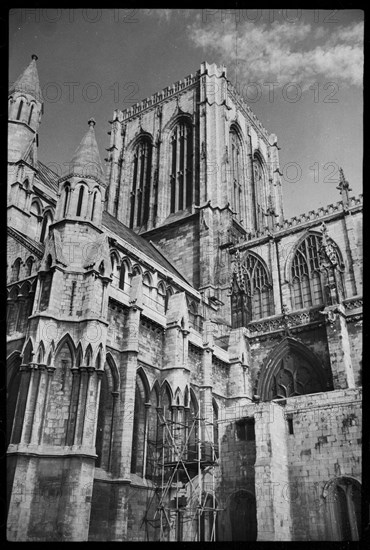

257,337,328,401
287,230,345,310
36,341,45,364
174,386,183,406
324,476,361,540
75,343,83,368
231,251,273,326
132,263,142,277
95,353,119,470
11,258,22,282
22,338,34,364
62,182,71,218
54,333,76,366
85,344,93,367
25,256,35,277
131,367,150,475
105,352,120,390
229,123,246,222
167,115,194,214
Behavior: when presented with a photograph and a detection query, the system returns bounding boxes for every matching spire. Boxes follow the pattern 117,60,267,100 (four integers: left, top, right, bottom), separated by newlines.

9,54,42,102
336,167,352,208
67,118,105,184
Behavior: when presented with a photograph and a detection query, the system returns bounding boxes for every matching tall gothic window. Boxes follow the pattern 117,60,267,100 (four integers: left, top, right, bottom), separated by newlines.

230,128,244,219
130,138,152,229
76,185,85,217
253,156,267,229
290,234,343,310
170,120,193,213
16,100,23,121
257,338,328,401
231,254,273,327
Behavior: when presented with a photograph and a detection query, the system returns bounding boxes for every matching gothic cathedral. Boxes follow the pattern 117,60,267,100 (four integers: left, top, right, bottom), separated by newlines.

7,56,362,541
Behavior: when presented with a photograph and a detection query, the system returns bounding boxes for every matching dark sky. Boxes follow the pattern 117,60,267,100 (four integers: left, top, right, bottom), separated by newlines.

9,8,363,219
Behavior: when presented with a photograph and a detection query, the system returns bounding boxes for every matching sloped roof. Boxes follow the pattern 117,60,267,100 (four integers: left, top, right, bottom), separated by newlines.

37,161,59,192
64,119,105,184
9,55,42,102
102,211,187,282
8,226,45,258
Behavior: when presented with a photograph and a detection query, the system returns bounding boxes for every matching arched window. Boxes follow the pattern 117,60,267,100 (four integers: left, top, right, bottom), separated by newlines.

157,281,166,311
165,286,174,313
39,255,53,311
325,477,361,540
28,104,34,126
170,120,193,214
76,185,85,217
230,127,244,219
229,490,257,541
213,399,219,459
16,100,23,121
257,338,328,401
63,184,70,218
40,212,52,243
11,258,22,282
7,287,19,335
25,256,34,277
253,155,267,230
145,384,160,480
231,254,273,327
291,234,343,310
95,356,118,471
17,282,32,333
131,372,147,475
30,201,42,239
129,138,152,228
91,190,98,221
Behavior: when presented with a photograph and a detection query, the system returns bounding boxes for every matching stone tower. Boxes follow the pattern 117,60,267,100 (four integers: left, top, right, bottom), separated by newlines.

8,55,44,234
7,118,112,541
105,63,284,317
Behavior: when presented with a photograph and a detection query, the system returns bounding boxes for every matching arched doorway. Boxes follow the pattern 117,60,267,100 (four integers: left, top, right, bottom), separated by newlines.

229,490,257,541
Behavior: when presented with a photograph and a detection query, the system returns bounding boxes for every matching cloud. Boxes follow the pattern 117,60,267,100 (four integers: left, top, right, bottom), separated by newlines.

188,19,364,88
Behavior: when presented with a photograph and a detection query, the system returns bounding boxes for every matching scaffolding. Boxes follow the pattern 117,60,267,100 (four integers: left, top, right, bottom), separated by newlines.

142,405,221,541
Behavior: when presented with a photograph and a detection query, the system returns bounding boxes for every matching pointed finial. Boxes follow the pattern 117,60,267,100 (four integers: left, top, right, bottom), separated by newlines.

336,167,352,208
31,54,38,61
88,117,96,127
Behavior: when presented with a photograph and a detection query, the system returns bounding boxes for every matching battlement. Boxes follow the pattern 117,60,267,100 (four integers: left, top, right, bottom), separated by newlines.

276,194,363,231
226,80,270,141
228,194,363,248
116,72,199,122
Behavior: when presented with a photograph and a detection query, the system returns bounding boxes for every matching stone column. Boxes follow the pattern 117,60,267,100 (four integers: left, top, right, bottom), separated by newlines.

254,402,292,541
322,303,355,389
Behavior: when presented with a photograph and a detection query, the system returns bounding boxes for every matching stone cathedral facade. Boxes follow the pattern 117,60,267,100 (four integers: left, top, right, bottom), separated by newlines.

7,56,362,541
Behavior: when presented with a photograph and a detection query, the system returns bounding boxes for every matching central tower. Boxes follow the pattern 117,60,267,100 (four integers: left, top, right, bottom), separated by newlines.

105,62,284,309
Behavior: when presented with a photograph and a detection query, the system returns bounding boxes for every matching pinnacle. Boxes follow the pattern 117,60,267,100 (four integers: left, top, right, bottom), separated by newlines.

67,119,105,184
10,55,42,102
